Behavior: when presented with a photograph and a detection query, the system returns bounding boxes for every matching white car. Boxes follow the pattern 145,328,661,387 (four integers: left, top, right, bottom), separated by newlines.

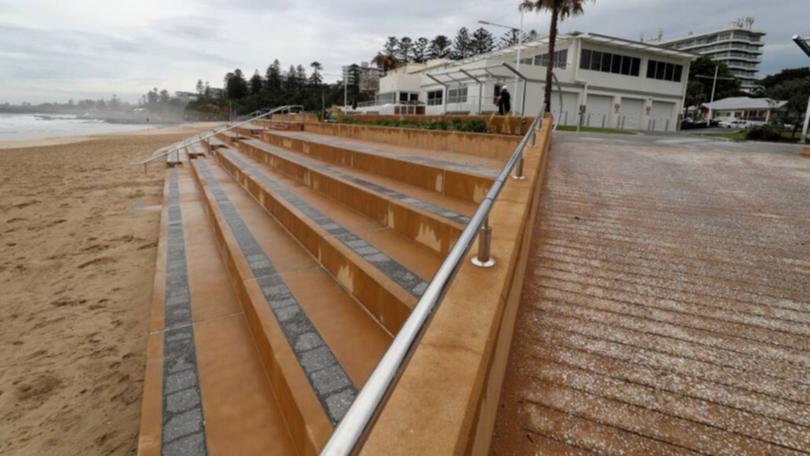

718,119,747,129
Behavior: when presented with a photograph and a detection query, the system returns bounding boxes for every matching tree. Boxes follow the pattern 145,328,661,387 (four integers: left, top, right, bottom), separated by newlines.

225,69,248,99
309,61,323,86
521,0,592,113
471,28,496,55
498,29,524,48
159,89,170,104
266,60,282,92
371,52,400,72
411,37,430,63
766,75,810,136
196,79,205,95
397,37,413,64
760,67,810,90
384,37,399,57
249,70,263,95
688,56,740,102
429,35,452,59
452,27,473,60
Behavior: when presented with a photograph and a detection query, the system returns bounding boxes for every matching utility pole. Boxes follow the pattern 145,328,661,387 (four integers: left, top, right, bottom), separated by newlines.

694,65,734,122
801,95,810,144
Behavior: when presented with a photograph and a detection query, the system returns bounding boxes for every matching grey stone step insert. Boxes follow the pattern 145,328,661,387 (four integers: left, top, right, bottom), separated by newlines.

161,168,209,456
268,130,499,179
218,148,429,298
241,138,471,226
194,159,355,425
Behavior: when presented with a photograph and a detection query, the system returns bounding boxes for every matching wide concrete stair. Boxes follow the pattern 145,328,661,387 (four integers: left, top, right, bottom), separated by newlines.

138,123,503,455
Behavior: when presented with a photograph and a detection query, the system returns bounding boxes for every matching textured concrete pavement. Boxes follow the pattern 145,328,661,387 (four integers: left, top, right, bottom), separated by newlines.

492,135,810,454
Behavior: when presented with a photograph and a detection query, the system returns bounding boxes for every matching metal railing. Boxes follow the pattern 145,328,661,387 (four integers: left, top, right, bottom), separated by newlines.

132,104,303,171
320,110,546,455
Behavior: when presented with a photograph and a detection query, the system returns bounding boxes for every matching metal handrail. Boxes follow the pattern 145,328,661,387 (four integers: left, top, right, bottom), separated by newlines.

132,104,304,168
321,110,546,455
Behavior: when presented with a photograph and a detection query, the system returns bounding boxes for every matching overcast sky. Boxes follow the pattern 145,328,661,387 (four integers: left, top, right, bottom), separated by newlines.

1,0,807,104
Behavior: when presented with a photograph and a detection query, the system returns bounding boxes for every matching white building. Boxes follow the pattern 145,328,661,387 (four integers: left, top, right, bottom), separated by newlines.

657,18,765,93
355,32,696,132
342,62,385,94
702,97,786,123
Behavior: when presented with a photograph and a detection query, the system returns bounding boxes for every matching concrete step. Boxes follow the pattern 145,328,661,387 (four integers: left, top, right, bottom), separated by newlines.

258,130,498,204
189,157,391,454
233,136,471,255
138,167,298,456
210,143,444,334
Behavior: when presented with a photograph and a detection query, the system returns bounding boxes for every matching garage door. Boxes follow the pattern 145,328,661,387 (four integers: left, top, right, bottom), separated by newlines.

619,98,644,130
651,101,675,131
585,95,611,128
550,92,579,126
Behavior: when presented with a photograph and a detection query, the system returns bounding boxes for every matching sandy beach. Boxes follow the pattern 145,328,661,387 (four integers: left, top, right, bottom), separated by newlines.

0,123,217,455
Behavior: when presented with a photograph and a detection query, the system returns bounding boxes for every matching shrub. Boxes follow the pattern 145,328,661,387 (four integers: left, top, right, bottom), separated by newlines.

745,125,782,141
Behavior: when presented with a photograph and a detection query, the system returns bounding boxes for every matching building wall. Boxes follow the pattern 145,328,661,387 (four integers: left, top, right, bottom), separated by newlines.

357,35,693,132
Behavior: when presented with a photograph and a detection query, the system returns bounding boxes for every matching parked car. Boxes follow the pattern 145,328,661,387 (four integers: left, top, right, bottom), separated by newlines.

718,119,747,129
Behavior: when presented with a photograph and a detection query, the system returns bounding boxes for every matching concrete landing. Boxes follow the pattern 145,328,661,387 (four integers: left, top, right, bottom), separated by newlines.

492,136,810,454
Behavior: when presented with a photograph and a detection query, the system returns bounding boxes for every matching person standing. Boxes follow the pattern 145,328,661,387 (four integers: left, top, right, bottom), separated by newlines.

497,87,511,115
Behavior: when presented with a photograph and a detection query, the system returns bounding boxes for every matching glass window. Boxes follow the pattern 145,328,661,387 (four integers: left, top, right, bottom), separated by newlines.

580,49,592,69
673,65,682,82
631,57,640,76
611,54,622,73
602,52,613,73
621,56,632,75
647,60,656,78
664,63,673,81
427,90,443,106
591,51,602,71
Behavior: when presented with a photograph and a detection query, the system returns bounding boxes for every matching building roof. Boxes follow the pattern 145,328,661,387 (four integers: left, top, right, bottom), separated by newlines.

702,97,787,110
658,26,766,45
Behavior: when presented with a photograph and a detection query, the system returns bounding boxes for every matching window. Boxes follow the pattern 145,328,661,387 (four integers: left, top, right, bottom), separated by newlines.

579,48,641,77
531,49,568,69
427,90,443,106
376,92,396,104
581,49,592,69
646,60,684,82
448,87,468,104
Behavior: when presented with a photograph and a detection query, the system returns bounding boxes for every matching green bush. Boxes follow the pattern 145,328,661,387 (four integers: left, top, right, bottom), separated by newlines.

745,125,782,141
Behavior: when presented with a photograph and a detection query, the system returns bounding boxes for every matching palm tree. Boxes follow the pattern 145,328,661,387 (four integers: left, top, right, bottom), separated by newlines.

520,0,592,113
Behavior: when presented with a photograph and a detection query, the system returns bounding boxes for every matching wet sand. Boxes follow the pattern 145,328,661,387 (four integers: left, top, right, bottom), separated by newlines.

0,124,215,455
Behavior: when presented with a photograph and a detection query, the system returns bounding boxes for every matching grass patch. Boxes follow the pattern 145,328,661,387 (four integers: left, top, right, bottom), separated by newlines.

556,125,635,135
695,131,748,141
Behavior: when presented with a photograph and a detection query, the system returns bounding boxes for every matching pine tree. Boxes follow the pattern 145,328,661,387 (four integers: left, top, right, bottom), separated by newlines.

428,35,452,59
471,28,496,55
411,37,430,63
397,37,413,64
452,27,473,60
249,70,263,95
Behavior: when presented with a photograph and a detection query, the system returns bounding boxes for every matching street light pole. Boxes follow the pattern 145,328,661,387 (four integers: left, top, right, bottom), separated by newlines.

709,65,719,121
479,15,526,115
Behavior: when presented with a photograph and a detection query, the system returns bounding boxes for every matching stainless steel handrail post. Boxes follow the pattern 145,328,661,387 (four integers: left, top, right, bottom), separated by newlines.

471,217,495,268
512,152,525,180
320,111,545,455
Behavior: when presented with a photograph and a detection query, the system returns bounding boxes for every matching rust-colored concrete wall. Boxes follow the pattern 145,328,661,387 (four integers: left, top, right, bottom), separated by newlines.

234,140,463,255
304,123,520,161
345,114,535,136
360,117,553,455
802,147,810,157
272,113,319,123
260,131,494,204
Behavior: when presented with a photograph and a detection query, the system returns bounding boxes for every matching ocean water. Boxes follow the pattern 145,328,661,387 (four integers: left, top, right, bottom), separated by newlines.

0,113,152,141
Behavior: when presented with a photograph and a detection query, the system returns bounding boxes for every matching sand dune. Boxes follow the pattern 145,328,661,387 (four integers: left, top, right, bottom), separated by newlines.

0,125,212,455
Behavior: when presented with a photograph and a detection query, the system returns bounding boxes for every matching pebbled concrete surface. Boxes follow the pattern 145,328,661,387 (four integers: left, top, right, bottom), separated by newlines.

492,136,810,454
